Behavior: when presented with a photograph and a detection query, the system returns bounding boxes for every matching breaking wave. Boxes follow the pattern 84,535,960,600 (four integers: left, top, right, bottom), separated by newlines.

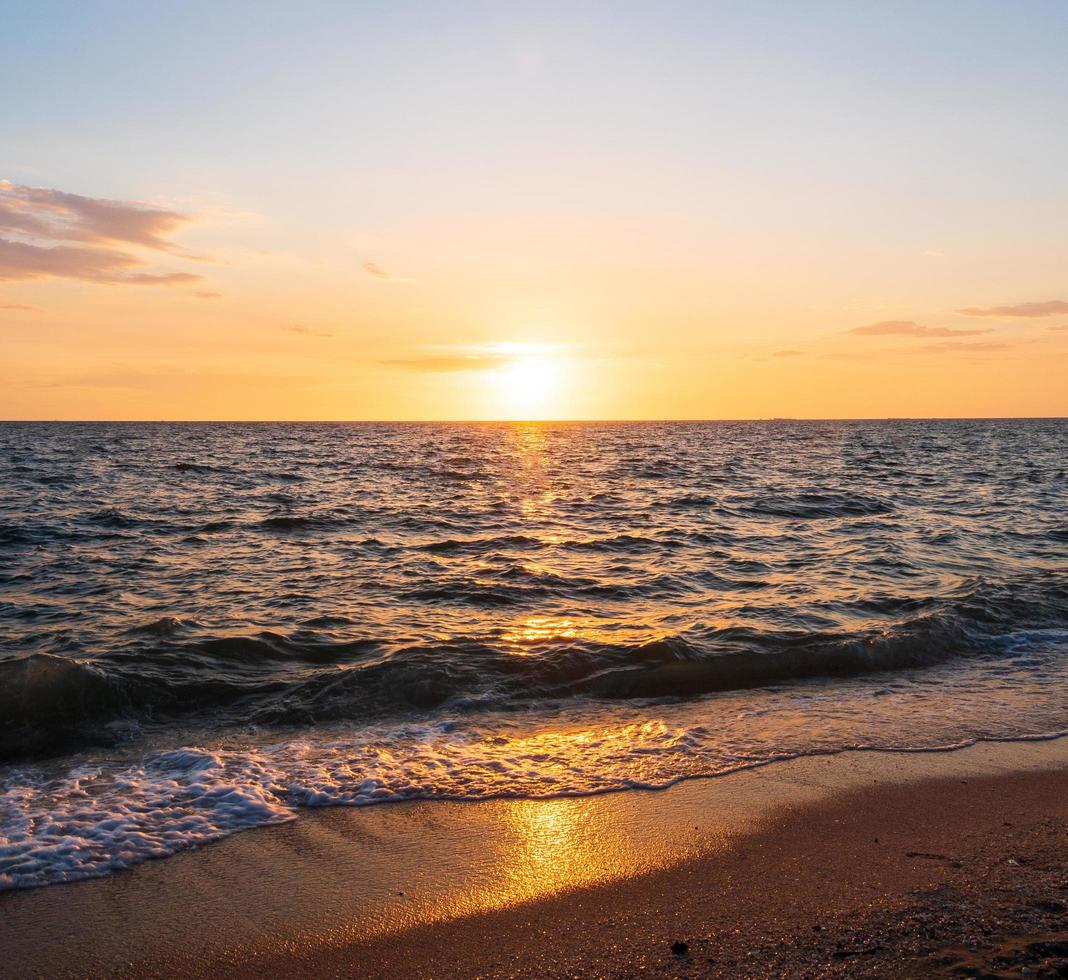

1,575,1065,762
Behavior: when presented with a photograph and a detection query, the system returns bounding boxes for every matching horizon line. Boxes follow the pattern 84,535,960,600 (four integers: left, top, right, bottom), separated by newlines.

2,416,1066,424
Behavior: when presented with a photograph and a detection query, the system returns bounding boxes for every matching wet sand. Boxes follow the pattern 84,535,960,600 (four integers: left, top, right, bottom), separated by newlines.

5,737,1068,978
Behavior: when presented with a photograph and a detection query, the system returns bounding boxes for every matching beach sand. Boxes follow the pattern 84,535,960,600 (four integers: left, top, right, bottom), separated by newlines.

5,737,1068,978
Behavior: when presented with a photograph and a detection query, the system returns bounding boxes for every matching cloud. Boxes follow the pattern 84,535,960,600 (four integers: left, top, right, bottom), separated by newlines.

0,181,190,251
955,300,1068,318
382,355,511,372
280,324,332,338
922,341,1012,353
821,339,1019,360
0,239,200,284
1049,324,1068,332
773,349,804,357
362,260,421,285
0,302,42,312
0,180,204,286
846,320,988,338
118,272,201,285
363,261,392,280
193,290,222,299
383,341,572,373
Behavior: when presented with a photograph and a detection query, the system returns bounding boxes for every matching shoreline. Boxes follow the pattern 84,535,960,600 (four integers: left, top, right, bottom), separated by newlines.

5,735,1068,977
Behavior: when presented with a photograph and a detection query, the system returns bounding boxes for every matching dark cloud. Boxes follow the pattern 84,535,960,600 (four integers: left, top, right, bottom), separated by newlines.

846,320,988,338
0,180,204,286
956,300,1068,318
382,355,510,372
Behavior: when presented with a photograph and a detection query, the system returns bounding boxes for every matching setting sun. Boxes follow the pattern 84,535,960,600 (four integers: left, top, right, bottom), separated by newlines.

496,356,560,418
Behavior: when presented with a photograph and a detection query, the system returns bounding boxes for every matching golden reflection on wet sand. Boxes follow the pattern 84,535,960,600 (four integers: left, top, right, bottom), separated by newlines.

323,788,696,943
498,797,649,900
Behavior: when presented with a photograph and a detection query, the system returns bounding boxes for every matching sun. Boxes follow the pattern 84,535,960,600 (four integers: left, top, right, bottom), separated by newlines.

496,355,560,419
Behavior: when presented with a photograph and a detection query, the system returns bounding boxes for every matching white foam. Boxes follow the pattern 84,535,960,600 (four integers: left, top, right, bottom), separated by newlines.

0,749,293,890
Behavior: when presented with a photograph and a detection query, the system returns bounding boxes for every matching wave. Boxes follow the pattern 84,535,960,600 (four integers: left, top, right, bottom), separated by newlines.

171,462,229,474
0,656,136,758
256,513,344,532
739,491,895,519
2,575,1064,763
0,521,41,549
86,508,140,529
415,534,542,555
559,533,664,553
192,519,234,534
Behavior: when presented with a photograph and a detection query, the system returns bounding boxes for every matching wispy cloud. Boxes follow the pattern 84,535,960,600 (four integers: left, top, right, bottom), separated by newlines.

0,180,204,286
773,349,804,357
192,290,221,299
1049,324,1068,332
382,341,571,372
382,354,510,372
956,300,1068,318
922,341,1012,353
821,351,876,361
281,324,333,338
363,261,392,280
0,239,200,285
362,260,420,285
846,320,988,338
822,339,1016,361
0,302,42,312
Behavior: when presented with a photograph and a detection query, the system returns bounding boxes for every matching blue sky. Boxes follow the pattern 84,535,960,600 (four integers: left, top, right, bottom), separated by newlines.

7,1,1067,205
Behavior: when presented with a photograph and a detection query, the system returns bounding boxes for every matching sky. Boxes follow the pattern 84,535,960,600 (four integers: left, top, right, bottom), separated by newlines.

2,0,1067,420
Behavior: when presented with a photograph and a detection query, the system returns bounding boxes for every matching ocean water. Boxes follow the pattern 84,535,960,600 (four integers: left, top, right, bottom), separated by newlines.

1,420,1066,890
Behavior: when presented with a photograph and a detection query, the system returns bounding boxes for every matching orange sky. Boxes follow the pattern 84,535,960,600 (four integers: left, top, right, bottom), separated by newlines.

2,4,1067,420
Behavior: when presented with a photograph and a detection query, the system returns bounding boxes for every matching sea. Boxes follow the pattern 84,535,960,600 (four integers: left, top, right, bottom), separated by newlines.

1,420,1066,890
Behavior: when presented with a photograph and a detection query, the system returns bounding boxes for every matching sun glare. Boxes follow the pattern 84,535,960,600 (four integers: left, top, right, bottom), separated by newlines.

496,355,560,419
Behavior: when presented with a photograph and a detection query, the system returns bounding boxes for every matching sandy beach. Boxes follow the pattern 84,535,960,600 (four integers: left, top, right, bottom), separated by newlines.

4,737,1068,978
